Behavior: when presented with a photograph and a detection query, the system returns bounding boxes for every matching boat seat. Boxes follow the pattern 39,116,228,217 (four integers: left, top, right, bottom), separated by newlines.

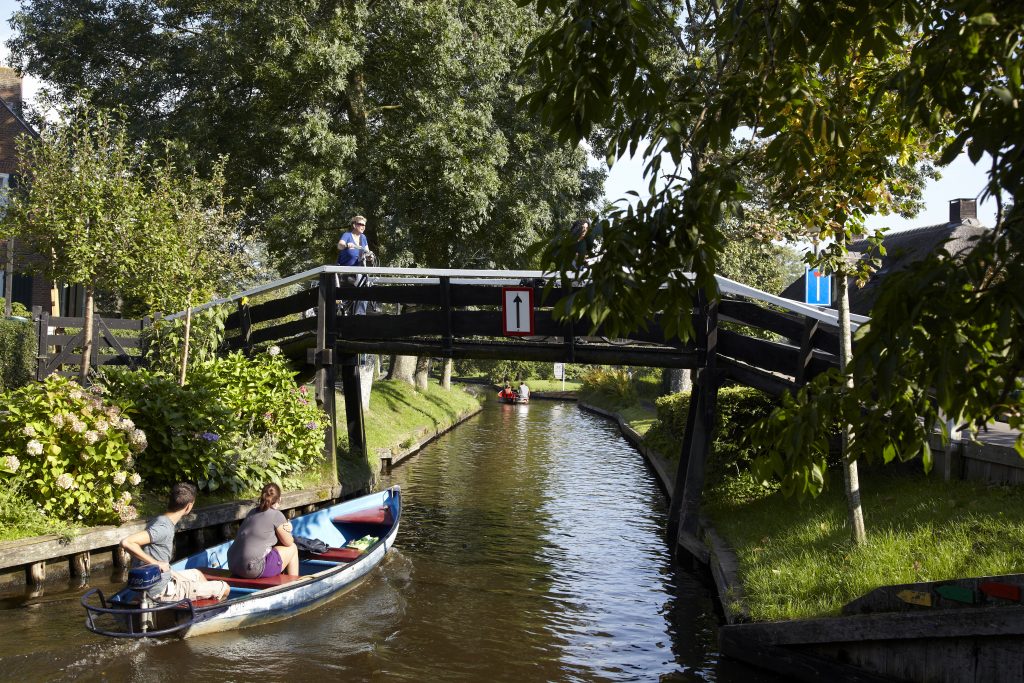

310,547,363,562
201,567,307,590
332,506,393,526
188,598,223,608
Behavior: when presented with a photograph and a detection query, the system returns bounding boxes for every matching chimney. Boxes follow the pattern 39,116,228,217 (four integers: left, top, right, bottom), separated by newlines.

949,198,977,224
0,68,22,117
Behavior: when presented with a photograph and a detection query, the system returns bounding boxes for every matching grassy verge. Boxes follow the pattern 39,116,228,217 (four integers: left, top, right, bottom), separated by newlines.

705,467,1024,621
0,483,78,542
527,379,582,393
336,379,483,490
577,388,659,437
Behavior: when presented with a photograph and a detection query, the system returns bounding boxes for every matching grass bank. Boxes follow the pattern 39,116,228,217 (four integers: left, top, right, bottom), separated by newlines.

705,467,1024,621
336,379,482,490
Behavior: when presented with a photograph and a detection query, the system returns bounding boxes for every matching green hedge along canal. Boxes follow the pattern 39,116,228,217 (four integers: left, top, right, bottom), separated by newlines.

0,399,775,681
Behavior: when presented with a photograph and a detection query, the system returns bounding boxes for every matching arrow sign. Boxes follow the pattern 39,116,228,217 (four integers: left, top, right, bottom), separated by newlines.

804,266,832,306
502,287,534,336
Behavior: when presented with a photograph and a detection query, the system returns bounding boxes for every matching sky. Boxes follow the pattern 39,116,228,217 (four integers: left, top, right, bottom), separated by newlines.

0,2,998,236
602,141,998,235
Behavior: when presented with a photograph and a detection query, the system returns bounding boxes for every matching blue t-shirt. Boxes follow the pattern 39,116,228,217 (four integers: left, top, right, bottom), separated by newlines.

337,231,367,266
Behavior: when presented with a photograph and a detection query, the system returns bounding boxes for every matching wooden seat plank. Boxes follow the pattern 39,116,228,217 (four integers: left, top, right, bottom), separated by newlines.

333,506,393,525
201,567,306,590
313,547,362,562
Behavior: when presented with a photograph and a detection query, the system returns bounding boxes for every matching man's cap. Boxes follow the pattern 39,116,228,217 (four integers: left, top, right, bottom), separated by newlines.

352,215,367,225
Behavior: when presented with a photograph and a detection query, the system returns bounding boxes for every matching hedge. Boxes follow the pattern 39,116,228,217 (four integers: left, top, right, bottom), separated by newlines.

0,317,36,391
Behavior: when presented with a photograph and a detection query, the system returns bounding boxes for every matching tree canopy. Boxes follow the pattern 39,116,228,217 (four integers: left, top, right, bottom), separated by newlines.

10,0,604,271
518,0,1023,489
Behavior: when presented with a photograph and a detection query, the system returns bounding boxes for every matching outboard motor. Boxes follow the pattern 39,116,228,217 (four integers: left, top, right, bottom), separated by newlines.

127,565,162,632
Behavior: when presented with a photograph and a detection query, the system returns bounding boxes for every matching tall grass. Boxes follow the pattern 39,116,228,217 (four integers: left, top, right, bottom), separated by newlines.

0,481,77,542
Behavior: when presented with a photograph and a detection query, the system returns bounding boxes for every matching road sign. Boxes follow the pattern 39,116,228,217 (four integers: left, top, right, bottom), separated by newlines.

804,266,832,306
553,362,564,380
502,287,535,336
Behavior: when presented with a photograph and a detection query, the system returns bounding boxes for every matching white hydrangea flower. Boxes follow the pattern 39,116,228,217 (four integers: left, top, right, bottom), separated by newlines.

129,472,142,486
118,504,139,522
129,429,148,452
22,425,37,438
112,471,127,485
70,419,87,434
52,413,66,428
2,455,20,472
119,417,136,432
105,406,121,419
84,430,99,445
69,389,84,400
120,491,132,504
56,473,75,490
124,455,135,468
268,345,281,356
95,418,109,433
26,440,43,456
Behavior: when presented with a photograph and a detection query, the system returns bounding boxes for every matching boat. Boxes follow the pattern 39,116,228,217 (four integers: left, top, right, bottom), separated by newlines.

497,393,528,404
81,486,401,638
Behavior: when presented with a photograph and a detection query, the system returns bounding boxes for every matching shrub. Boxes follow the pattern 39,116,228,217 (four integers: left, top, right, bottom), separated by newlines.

647,386,776,497
101,350,326,493
0,298,30,317
0,375,145,524
143,306,229,376
0,317,35,391
580,367,637,406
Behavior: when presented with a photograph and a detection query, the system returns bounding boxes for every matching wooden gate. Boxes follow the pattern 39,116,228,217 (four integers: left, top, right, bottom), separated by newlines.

33,306,149,380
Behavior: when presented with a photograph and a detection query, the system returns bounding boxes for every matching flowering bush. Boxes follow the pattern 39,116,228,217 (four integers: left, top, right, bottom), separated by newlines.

101,351,326,493
0,376,143,523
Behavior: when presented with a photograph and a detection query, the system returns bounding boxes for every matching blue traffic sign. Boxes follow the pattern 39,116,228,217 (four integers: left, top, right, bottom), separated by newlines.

804,266,832,306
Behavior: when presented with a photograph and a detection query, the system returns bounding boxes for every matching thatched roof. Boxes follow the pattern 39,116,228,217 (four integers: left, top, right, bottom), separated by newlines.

778,201,990,315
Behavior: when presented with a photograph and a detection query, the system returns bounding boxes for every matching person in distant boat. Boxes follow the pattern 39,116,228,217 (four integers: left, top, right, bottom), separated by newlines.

228,483,299,579
518,381,530,400
498,383,516,400
121,482,230,602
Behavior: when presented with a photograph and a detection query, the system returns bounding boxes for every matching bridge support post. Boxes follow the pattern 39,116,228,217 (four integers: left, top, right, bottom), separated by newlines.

339,353,368,460
668,292,720,564
316,273,339,485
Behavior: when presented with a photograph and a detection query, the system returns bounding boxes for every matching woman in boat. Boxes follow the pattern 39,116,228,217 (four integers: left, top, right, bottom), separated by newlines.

498,383,517,400
228,483,299,578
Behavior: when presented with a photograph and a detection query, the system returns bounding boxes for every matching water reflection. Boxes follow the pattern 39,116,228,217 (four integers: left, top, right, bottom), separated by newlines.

0,399,776,682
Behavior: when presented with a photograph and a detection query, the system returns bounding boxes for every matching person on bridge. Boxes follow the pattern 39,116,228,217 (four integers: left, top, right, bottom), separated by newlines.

120,483,230,603
337,215,372,267
337,215,374,315
228,483,300,579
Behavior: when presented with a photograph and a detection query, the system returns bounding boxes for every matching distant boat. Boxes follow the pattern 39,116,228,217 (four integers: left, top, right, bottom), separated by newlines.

82,486,401,639
497,393,529,404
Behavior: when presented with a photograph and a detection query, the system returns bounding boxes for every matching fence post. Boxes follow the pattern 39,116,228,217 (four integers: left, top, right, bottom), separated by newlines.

238,300,252,355
34,305,47,381
316,272,339,484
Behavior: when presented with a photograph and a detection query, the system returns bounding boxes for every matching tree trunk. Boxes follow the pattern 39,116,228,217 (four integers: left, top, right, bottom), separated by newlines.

3,237,13,317
441,357,453,390
80,284,95,384
414,356,431,391
387,354,416,385
178,295,193,386
837,263,867,545
662,368,692,395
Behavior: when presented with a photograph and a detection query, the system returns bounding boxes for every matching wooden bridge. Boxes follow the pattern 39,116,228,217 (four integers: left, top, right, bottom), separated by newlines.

168,265,868,558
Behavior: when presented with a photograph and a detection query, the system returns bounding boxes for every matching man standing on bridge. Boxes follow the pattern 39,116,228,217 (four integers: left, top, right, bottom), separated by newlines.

337,215,374,315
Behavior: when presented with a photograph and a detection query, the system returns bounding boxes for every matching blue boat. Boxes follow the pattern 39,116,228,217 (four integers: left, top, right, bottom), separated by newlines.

82,486,401,638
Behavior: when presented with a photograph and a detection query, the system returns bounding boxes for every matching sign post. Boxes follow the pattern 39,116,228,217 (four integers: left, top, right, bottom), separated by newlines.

553,362,565,391
502,287,535,336
804,266,832,306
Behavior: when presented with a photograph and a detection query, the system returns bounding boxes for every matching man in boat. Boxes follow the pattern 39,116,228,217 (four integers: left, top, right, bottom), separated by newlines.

120,482,230,603
518,380,530,400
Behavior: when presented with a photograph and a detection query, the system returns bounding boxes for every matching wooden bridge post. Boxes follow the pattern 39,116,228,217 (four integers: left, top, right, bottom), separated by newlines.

795,317,819,385
339,353,368,460
316,272,340,484
238,299,253,355
670,292,722,563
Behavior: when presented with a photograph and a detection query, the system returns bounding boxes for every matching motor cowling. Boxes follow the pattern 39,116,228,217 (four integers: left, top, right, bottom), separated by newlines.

127,565,162,592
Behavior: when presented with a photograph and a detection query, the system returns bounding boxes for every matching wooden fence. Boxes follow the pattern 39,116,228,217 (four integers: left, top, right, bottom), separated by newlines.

32,306,149,380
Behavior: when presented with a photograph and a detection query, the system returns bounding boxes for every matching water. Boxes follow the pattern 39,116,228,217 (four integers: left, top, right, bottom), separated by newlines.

0,400,774,681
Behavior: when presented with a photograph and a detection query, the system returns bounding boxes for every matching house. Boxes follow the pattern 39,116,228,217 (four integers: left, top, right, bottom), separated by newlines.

0,67,84,317
778,198,989,316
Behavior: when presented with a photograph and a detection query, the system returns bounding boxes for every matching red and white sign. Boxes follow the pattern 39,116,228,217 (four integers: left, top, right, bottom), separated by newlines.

502,287,534,336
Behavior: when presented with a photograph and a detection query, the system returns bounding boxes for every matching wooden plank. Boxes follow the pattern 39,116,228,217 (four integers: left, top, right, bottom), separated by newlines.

980,582,1021,602
722,605,1024,646
675,529,710,564
718,329,800,376
242,288,319,326
719,358,799,396
95,317,136,368
719,299,805,340
46,316,144,330
225,317,317,349
961,442,1024,469
719,628,894,683
936,585,976,604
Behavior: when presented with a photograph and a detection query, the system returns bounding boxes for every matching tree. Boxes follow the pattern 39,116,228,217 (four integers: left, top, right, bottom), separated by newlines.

515,0,1021,545
0,106,154,382
10,0,603,274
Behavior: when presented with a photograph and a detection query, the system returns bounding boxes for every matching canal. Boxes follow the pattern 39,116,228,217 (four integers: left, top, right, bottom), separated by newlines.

0,399,774,681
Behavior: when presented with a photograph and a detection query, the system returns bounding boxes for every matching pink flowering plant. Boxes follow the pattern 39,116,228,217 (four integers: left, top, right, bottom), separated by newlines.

0,375,144,524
